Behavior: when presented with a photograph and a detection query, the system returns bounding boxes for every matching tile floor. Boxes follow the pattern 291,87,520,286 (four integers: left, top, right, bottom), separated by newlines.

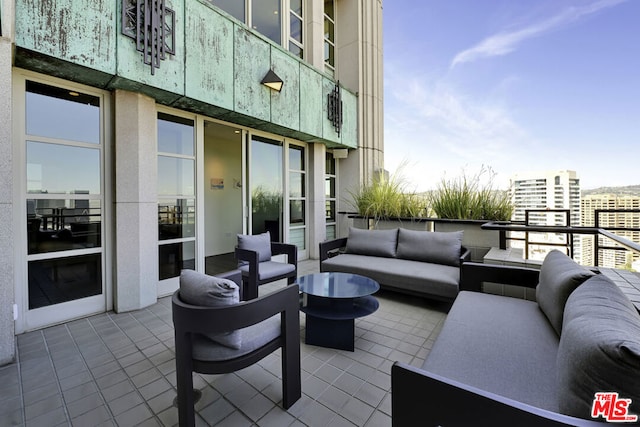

0,260,452,427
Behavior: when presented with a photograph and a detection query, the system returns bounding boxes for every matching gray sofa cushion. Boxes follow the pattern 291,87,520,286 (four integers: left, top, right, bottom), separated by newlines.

237,232,272,263
345,227,398,258
396,229,463,267
322,253,459,299
422,291,560,412
557,275,640,421
536,250,594,335
179,269,242,349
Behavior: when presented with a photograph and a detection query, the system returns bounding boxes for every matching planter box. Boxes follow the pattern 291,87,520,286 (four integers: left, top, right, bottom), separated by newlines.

351,217,431,231
433,221,500,262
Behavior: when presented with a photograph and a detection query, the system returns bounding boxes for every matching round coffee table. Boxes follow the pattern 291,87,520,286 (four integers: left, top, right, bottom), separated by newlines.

297,272,380,351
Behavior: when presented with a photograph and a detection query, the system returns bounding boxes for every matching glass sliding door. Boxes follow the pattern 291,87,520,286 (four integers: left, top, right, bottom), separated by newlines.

289,145,306,252
21,78,108,330
249,136,283,241
157,113,196,294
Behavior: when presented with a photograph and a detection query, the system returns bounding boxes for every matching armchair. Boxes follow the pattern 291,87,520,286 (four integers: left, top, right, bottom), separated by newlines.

172,269,301,426
235,232,297,300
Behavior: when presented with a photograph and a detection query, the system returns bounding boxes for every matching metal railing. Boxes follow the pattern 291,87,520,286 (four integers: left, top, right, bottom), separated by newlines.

483,209,640,267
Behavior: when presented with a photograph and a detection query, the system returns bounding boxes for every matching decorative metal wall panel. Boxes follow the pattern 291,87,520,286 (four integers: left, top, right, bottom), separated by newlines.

122,0,175,74
327,81,343,136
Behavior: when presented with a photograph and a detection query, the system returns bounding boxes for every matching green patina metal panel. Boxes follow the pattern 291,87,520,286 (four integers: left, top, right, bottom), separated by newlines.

13,0,356,148
340,90,358,149
270,49,300,131
184,1,234,111
298,64,323,138
234,27,270,122
116,0,184,95
15,0,116,75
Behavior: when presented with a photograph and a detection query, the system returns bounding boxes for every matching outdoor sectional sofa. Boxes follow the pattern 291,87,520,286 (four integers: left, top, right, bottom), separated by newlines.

320,227,470,301
392,250,640,426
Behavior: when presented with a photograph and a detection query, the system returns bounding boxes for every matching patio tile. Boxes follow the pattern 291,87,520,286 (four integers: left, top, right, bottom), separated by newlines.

66,392,104,419
333,371,365,395
113,403,154,426
257,405,296,427
24,393,63,420
318,385,350,412
238,391,276,421
146,388,176,414
198,396,236,425
364,410,391,427
108,390,144,416
63,381,99,404
101,378,136,402
70,405,112,427
5,259,466,426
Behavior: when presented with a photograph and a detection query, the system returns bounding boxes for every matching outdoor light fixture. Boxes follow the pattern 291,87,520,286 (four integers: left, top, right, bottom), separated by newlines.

261,69,284,92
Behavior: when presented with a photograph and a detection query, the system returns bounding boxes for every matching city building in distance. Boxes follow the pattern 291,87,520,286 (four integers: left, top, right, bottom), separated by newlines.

581,194,640,269
509,170,581,262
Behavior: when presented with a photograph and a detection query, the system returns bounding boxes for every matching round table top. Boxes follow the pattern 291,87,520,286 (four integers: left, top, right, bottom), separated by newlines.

297,272,380,298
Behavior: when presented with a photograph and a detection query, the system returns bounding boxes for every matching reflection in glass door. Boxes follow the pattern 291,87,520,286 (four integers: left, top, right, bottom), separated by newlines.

22,79,106,329
250,136,283,240
157,113,196,295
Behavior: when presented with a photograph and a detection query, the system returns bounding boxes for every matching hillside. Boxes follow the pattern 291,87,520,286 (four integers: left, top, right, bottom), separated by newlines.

582,184,640,197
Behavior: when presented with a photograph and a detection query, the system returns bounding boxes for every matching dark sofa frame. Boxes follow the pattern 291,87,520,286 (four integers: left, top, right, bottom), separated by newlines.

391,262,604,427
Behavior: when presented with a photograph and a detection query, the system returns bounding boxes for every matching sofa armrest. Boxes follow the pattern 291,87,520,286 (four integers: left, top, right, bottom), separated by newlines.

460,262,540,293
460,246,471,264
319,237,348,263
391,362,602,427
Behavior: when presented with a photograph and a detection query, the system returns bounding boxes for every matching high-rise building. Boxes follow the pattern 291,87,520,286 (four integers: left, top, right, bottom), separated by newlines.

509,171,581,261
581,194,640,268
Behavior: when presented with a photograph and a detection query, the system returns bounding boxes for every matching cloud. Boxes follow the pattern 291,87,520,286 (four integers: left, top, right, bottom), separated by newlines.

384,69,533,190
450,0,627,68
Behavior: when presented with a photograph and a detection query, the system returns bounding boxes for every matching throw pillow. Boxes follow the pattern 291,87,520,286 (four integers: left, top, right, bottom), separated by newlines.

345,227,398,258
396,229,463,267
557,275,640,421
237,232,272,264
535,250,594,336
179,269,242,349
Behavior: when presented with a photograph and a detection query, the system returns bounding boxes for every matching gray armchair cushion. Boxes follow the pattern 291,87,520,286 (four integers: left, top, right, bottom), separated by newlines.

557,275,640,420
345,227,398,258
192,315,281,362
396,229,463,267
237,232,272,263
179,269,242,349
535,250,594,335
239,260,296,281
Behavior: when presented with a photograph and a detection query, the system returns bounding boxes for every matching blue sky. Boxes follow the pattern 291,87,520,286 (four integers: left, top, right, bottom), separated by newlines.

383,0,640,191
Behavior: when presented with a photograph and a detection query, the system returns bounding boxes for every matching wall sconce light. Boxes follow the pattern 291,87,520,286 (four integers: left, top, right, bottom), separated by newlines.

261,69,284,92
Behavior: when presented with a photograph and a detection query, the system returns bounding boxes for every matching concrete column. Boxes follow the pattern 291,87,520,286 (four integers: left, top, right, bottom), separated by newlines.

114,90,158,312
304,0,325,70
0,33,14,365
334,0,384,237
308,143,326,259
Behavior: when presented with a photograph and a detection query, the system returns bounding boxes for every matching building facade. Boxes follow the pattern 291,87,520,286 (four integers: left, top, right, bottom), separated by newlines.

581,194,640,268
0,0,384,364
509,170,581,261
